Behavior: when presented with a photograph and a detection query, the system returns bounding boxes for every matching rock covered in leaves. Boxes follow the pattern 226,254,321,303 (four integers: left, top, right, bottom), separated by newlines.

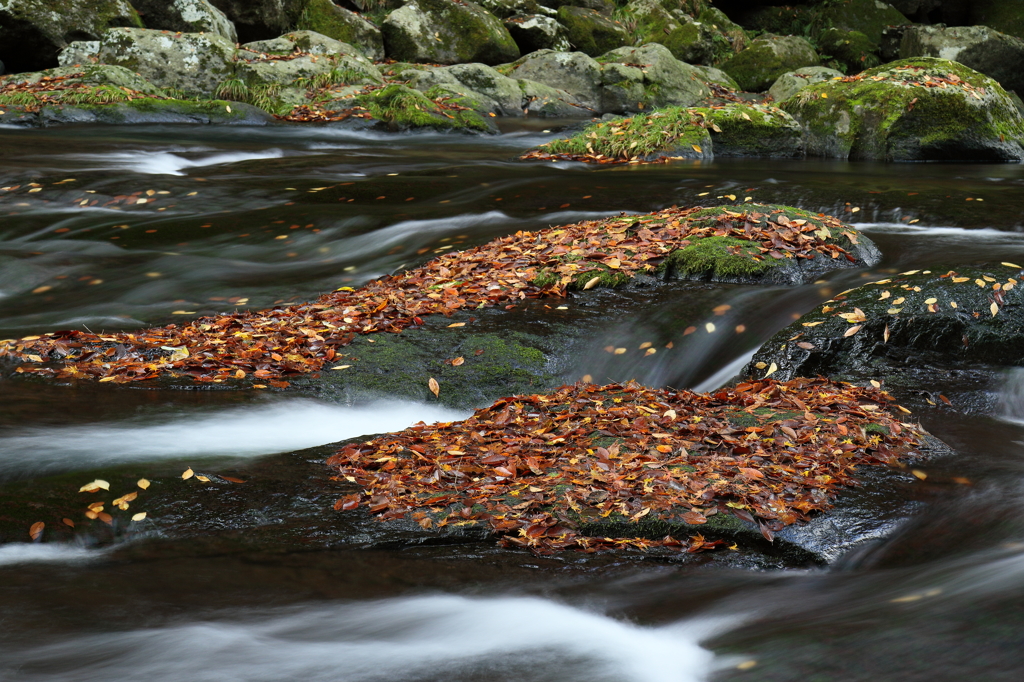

746,263,1024,383
326,378,932,554
0,204,878,385
522,102,803,163
779,57,1024,161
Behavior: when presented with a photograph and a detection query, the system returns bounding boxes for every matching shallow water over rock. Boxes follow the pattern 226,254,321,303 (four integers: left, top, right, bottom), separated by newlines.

2,122,1024,680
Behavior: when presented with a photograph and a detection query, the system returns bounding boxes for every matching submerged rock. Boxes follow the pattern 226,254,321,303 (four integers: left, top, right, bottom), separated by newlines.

1,205,879,386
721,35,820,93
746,263,1024,383
0,0,142,74
382,0,520,65
524,103,803,161
779,57,1024,161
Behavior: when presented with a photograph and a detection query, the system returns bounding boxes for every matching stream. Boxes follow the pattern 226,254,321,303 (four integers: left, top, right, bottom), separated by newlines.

1,122,1024,681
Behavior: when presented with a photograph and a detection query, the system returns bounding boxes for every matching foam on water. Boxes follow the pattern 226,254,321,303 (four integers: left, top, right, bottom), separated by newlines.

60,148,288,175
0,595,721,682
0,543,99,566
0,399,468,478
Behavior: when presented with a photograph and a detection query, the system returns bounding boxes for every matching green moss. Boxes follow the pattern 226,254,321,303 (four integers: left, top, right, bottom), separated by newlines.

664,236,779,279
720,35,820,92
295,0,361,44
818,28,881,73
557,6,630,57
541,107,710,160
353,84,491,132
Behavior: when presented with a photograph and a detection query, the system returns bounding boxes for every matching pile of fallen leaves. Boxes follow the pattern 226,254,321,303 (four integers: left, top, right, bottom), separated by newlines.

1,205,853,384
327,378,923,554
837,64,988,98
0,72,166,111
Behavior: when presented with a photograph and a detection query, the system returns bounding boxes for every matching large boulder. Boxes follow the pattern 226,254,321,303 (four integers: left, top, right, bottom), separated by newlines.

206,0,298,42
768,66,844,103
746,263,1024,383
382,0,520,65
780,57,1024,161
811,0,909,47
503,14,571,53
479,0,555,19
96,27,237,97
132,0,237,42
599,43,711,112
817,28,883,72
503,49,603,110
519,78,590,116
721,35,820,93
970,0,1024,42
556,6,631,57
897,25,1024,96
405,62,524,116
293,0,384,60
0,0,142,74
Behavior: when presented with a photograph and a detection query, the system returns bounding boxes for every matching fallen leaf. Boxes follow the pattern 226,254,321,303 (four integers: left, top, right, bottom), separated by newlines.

137,478,150,490
131,512,147,522
844,325,862,337
182,468,194,480
79,479,110,492
583,276,601,290
29,522,44,541
451,356,465,367
428,377,440,397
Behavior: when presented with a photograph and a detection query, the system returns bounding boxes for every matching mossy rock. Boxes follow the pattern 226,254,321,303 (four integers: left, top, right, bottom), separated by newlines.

721,34,820,93
557,6,631,57
746,263,1024,383
0,64,163,96
294,0,384,60
382,0,521,65
779,57,1024,161
350,83,495,133
626,0,718,65
132,0,237,42
1,98,276,127
819,27,883,73
897,24,1024,98
0,0,142,74
971,0,1024,42
810,0,909,48
768,65,844,103
535,102,802,161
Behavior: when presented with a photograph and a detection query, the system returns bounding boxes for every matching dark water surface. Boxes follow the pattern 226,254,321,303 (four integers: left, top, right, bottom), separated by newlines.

2,123,1024,681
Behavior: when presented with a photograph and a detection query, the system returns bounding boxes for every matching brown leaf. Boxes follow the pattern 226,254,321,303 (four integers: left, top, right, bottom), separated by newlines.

682,511,707,525
450,356,465,367
428,377,440,397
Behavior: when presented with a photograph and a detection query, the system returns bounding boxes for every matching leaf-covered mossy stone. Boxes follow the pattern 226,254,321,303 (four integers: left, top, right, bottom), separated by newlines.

96,27,237,97
524,102,802,162
325,378,942,557
746,263,1024,383
406,62,524,117
0,0,142,74
557,5,632,57
2,204,879,385
348,83,495,132
779,57,1024,161
294,0,384,60
721,34,820,92
897,25,1024,98
0,64,163,95
768,66,844,103
382,0,520,65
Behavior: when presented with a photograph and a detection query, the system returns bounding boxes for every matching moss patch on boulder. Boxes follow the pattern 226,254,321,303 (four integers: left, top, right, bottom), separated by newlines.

779,57,1024,161
721,34,820,92
558,5,632,57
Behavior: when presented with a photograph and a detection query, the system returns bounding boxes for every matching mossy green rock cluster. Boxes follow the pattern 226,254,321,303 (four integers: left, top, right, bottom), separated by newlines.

337,84,495,133
811,0,908,47
557,5,631,57
747,263,1024,383
539,102,803,160
768,66,844,103
721,34,820,92
382,0,521,65
780,57,1024,161
0,0,142,73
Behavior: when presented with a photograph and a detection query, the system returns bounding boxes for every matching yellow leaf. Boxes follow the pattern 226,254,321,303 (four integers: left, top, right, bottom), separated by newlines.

447,322,466,328
137,478,150,490
951,277,969,283
764,362,778,377
451,356,465,366
182,468,194,480
196,475,211,482
878,291,891,300
131,512,147,522
428,377,440,397
924,298,937,305
820,92,828,98
725,194,737,201
331,365,352,370
171,310,196,315
691,144,702,153
79,479,110,492
844,324,862,337
991,301,999,316
887,308,902,314
883,324,890,343
870,380,881,388
583,276,601,290
1002,262,1021,269
802,321,824,327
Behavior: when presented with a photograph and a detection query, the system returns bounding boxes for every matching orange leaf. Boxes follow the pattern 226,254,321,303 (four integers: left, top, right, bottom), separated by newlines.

451,356,465,367
428,377,440,397
29,521,44,541
738,467,765,480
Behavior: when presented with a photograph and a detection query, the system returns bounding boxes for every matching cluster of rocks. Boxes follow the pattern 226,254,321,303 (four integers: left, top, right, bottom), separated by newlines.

1,0,1023,161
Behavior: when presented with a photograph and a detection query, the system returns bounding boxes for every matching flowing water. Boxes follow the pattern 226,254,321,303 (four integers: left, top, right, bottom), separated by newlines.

2,122,1024,681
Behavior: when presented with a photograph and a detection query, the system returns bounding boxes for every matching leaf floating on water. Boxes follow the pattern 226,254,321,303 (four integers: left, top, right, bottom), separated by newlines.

182,468,194,480
137,478,150,490
220,476,246,483
62,518,75,528
97,512,113,525
844,325,862,337
737,661,758,671
131,512,147,522
428,377,440,397
79,479,110,493
883,324,890,343
29,522,44,541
